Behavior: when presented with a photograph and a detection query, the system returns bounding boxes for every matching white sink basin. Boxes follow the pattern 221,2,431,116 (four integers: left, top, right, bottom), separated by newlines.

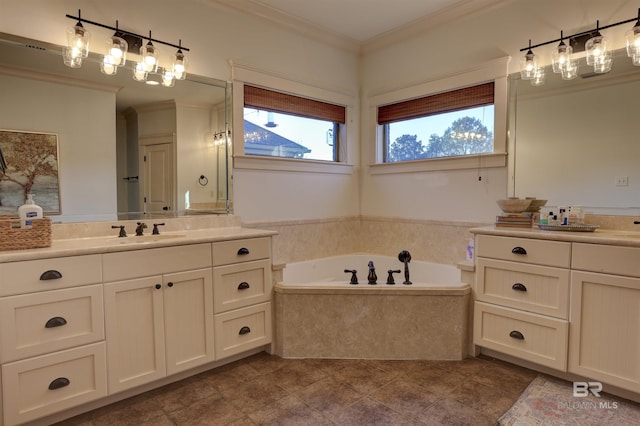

108,234,186,244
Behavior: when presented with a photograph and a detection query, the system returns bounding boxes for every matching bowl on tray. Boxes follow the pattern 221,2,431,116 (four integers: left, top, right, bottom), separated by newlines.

496,198,532,214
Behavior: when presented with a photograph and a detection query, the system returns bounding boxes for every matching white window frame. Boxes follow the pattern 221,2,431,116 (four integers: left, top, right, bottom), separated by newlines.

368,57,509,175
231,61,355,175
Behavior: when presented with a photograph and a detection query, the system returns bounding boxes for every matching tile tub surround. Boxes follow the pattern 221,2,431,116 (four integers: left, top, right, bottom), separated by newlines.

274,254,470,360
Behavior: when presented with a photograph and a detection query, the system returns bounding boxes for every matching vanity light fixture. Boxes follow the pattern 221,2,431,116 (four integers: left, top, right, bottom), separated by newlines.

213,129,231,146
64,10,189,86
626,9,640,65
520,9,640,86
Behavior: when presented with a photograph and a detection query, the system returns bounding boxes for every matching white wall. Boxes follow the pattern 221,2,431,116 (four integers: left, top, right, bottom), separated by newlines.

360,0,638,223
1,0,361,224
0,74,117,222
2,0,636,225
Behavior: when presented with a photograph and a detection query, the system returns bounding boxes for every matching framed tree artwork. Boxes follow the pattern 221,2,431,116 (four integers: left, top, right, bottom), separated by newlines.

0,129,61,215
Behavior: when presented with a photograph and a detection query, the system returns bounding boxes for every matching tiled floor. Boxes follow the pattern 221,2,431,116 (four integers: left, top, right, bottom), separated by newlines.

59,352,538,425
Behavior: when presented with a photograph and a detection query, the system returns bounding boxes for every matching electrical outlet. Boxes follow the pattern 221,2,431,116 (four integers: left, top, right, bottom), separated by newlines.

615,176,629,186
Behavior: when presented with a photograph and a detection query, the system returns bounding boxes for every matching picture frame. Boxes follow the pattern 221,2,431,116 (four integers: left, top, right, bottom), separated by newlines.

0,129,61,215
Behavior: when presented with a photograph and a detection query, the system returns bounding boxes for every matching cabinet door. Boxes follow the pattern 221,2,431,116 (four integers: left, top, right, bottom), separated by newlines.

569,271,640,393
104,276,166,394
163,268,214,375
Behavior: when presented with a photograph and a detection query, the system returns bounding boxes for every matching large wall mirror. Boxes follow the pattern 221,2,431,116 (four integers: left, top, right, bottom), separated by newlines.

508,48,640,215
0,32,231,223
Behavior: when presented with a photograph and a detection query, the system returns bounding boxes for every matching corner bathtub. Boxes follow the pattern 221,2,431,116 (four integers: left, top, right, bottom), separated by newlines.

273,254,471,360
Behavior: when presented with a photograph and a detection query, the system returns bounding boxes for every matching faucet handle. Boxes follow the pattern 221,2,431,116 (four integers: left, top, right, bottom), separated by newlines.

111,225,127,238
135,222,148,236
152,223,165,235
344,269,358,285
386,269,401,285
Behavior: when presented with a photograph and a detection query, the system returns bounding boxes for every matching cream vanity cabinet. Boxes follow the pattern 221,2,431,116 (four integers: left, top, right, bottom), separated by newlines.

212,238,272,360
473,235,571,371
102,244,214,394
0,255,106,426
569,243,640,393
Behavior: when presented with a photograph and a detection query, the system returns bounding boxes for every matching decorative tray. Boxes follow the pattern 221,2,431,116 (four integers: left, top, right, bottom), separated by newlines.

537,223,599,232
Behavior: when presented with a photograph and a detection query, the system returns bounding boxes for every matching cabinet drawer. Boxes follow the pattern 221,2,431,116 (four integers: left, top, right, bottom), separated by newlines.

212,238,271,266
474,302,568,371
476,258,569,319
572,243,640,278
213,259,272,313
477,235,571,268
214,302,272,360
2,342,107,426
103,243,211,281
0,255,102,296
0,284,104,363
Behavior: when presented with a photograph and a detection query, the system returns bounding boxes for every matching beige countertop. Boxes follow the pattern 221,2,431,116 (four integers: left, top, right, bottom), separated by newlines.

0,226,277,263
471,225,640,247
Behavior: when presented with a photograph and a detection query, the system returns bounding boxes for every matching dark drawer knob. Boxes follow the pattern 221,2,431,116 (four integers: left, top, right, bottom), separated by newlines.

45,316,67,328
237,247,250,256
40,270,63,281
511,247,527,255
512,283,527,292
238,282,250,290
167,282,174,288
49,377,70,390
239,326,251,335
509,330,525,340
155,284,162,290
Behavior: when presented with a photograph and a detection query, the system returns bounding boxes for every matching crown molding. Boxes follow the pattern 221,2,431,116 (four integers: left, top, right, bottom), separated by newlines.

205,0,361,53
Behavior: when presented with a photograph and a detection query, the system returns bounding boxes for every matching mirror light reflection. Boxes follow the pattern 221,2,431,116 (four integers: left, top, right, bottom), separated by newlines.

0,32,231,223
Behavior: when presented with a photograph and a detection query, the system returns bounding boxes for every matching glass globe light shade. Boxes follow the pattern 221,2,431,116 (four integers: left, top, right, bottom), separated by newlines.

162,69,175,87
530,66,546,86
140,42,158,72
592,53,612,73
626,25,640,65
520,50,537,80
172,49,187,80
66,24,90,60
561,59,579,80
100,55,117,75
63,46,83,68
133,62,148,82
552,41,573,73
106,35,128,67
585,34,609,66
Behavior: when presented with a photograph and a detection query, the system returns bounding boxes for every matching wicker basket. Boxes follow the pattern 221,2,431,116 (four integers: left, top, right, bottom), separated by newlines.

0,217,52,251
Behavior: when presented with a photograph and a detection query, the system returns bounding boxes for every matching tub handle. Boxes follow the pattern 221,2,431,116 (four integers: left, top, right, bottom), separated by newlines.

509,330,525,340
512,283,527,292
239,326,251,335
511,247,527,255
238,282,250,290
344,269,358,285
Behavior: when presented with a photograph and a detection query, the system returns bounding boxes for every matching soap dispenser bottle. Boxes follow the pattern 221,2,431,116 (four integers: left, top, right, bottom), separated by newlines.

18,193,43,229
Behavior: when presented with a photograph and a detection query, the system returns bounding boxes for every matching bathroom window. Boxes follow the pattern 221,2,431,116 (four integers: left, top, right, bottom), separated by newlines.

243,85,345,162
379,82,494,162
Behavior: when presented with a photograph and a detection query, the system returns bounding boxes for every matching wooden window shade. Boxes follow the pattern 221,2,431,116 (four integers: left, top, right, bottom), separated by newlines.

244,85,345,124
377,82,494,125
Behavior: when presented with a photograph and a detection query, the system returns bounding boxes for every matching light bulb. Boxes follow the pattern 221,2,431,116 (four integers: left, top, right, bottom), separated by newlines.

172,49,187,80
106,35,127,66
552,38,573,74
162,69,175,87
133,62,147,82
100,55,117,75
140,41,158,72
520,47,537,80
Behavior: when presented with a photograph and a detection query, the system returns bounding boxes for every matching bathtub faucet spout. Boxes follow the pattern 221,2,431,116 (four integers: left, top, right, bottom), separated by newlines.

367,261,378,285
344,269,358,285
398,250,412,285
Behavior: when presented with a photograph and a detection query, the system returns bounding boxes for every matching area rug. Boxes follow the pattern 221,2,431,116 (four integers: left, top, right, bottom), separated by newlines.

498,375,640,425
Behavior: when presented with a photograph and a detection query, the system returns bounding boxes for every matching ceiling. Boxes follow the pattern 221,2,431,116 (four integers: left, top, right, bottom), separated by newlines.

246,0,464,42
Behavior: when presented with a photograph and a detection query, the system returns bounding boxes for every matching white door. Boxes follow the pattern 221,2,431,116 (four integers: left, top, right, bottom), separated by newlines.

142,143,173,213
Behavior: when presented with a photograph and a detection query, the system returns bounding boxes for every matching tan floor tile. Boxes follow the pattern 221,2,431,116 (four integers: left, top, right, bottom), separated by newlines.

295,376,365,418
221,374,290,414
150,375,222,413
369,379,439,416
260,360,328,392
414,397,496,426
331,396,414,425
332,361,399,395
167,395,246,426
246,394,333,425
448,379,519,419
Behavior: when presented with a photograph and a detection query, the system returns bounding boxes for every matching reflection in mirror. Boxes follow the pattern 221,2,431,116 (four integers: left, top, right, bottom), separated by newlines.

509,48,640,215
0,32,231,223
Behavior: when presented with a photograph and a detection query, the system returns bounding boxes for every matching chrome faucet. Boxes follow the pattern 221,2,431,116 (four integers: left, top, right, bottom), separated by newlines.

135,222,148,236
